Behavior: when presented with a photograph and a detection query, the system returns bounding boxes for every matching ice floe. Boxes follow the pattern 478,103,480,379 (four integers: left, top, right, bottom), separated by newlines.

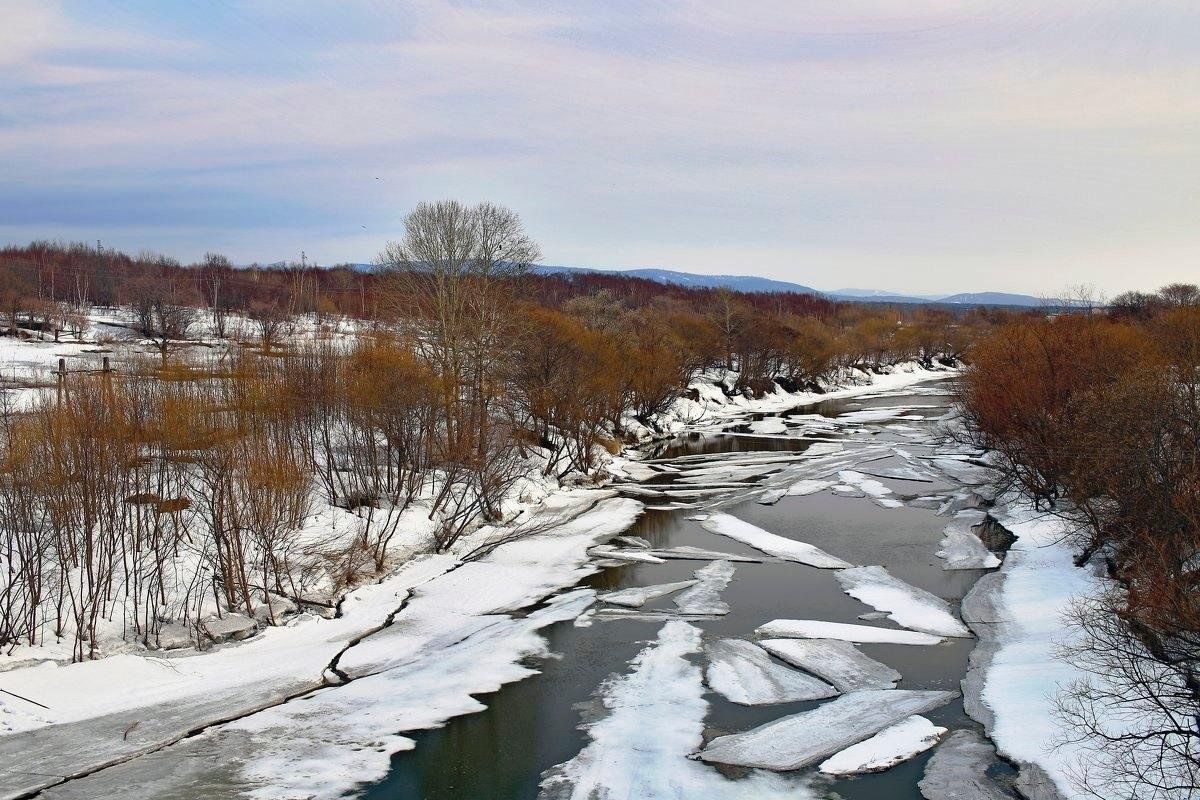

699,689,958,770
918,729,1013,800
759,638,900,691
936,511,1001,570
926,458,999,486
747,417,788,434
588,545,666,564
674,560,737,615
705,639,837,705
755,619,944,645
599,580,698,608
539,621,816,799
835,566,971,638
645,545,762,563
700,513,851,568
785,478,836,497
818,714,946,775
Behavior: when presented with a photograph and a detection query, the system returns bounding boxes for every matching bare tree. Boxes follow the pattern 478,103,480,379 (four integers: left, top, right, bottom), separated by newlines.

248,298,290,353
376,200,540,522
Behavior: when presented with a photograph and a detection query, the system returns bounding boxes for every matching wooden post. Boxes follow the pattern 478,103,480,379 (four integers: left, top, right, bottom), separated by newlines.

56,357,66,405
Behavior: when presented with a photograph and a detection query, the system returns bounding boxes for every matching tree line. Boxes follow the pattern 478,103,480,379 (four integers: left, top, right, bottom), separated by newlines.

958,282,1200,798
0,201,998,660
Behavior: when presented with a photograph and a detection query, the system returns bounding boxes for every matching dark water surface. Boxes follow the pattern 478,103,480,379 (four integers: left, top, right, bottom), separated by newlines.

363,379,1006,800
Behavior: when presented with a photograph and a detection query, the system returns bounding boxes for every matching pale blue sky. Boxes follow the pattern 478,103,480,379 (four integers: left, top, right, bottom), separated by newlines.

2,1,1198,294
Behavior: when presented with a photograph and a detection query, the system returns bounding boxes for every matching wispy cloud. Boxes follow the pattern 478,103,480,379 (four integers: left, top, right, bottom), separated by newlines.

1,1,1197,292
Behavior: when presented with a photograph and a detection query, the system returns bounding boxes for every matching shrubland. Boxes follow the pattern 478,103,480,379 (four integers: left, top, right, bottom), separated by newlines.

958,284,1200,798
0,202,996,661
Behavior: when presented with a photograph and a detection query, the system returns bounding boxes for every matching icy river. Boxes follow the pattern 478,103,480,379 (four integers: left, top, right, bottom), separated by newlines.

12,376,1019,799
367,378,1014,800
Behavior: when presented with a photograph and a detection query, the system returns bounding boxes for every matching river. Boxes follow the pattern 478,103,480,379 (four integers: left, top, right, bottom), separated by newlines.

364,377,1014,799
19,375,1012,800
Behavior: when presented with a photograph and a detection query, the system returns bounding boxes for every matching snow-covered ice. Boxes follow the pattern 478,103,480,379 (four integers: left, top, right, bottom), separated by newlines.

539,621,816,799
704,639,837,705
785,478,836,497
755,619,944,645
747,417,788,434
818,715,946,775
835,566,971,638
599,581,698,608
587,545,666,564
673,560,736,615
759,637,901,691
228,589,598,799
936,510,1001,570
926,458,999,486
645,546,762,563
700,513,851,568
860,465,936,483
699,689,958,770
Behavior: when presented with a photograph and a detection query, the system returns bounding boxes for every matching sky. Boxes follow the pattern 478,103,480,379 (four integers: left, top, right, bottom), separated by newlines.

1,1,1198,295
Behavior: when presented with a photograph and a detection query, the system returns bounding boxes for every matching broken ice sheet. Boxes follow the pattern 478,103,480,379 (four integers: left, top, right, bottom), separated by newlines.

699,689,957,771
755,619,944,646
705,639,837,705
700,513,851,568
835,566,971,638
232,590,597,800
673,560,736,615
785,478,836,497
818,714,946,775
538,621,817,799
759,637,900,691
747,417,788,434
918,729,1013,800
936,510,1001,570
645,545,762,563
598,580,698,608
587,545,666,564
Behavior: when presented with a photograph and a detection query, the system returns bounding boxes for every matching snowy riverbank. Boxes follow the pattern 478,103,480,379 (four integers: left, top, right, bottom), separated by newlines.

960,499,1104,800
0,347,956,797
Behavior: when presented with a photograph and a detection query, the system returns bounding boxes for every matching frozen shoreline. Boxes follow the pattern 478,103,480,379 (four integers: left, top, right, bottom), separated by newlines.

0,358,955,798
958,500,1100,800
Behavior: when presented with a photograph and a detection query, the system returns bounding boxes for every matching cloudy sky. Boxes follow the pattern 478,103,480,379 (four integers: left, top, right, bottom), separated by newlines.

2,1,1197,294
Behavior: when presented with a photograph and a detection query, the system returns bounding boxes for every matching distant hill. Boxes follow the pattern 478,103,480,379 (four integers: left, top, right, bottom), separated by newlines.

937,291,1056,307
828,289,934,304
346,262,1052,307
533,265,820,295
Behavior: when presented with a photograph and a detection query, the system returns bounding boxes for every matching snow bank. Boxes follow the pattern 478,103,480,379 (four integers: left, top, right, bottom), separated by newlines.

700,513,851,568
975,503,1098,800
233,590,597,799
835,566,971,638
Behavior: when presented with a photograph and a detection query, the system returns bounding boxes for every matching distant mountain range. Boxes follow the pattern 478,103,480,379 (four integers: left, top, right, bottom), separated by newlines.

531,264,821,295
829,287,1057,307
348,262,1054,307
